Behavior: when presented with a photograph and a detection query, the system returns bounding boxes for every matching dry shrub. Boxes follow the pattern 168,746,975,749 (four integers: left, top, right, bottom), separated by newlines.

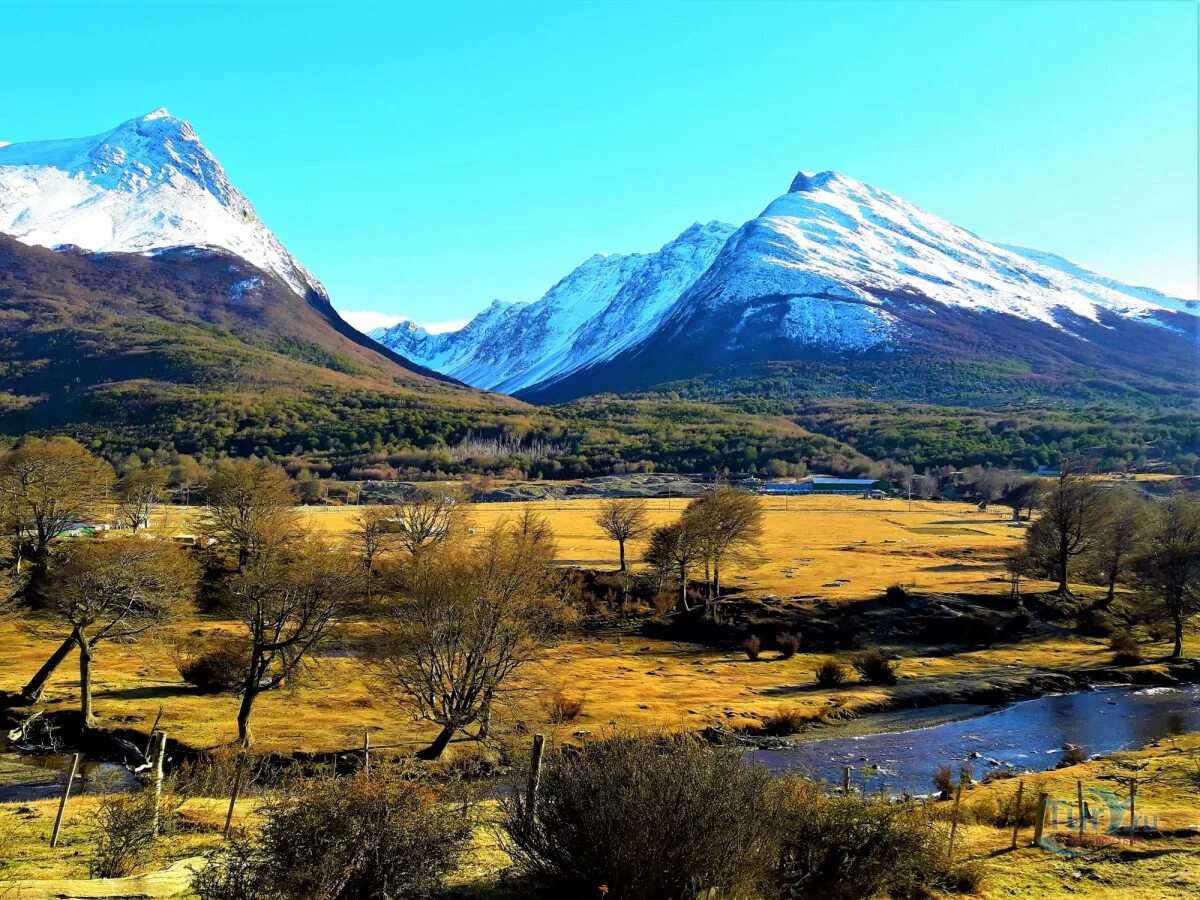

502,731,776,900
776,632,800,659
762,706,808,736
191,769,471,900
932,764,955,798
89,787,183,878
743,635,763,661
815,660,848,688
852,648,899,686
775,779,980,898
176,636,248,694
1109,631,1142,665
545,690,586,724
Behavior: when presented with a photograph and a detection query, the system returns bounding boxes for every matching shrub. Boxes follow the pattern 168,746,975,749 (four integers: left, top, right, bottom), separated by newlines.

89,787,182,878
774,778,977,899
932,764,955,799
545,691,586,724
883,584,910,605
815,659,848,688
1110,631,1142,665
1059,744,1088,767
762,706,808,736
776,632,800,659
176,637,248,694
743,635,763,661
192,770,472,900
852,648,899,686
501,731,776,900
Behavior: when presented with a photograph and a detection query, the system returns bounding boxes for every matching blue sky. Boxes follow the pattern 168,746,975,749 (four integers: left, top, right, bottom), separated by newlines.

4,1,1197,330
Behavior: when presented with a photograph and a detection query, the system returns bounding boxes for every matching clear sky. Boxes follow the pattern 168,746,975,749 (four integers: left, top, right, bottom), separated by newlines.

5,0,1198,330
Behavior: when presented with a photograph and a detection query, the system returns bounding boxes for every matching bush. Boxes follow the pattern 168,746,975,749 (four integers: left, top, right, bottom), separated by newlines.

176,637,248,694
743,635,763,661
1110,631,1142,665
1059,744,1088,767
502,731,776,900
774,778,978,899
192,770,472,900
776,632,800,659
932,764,955,799
545,691,586,724
815,659,848,688
883,584,911,605
852,648,899,686
762,707,808,736
89,788,182,878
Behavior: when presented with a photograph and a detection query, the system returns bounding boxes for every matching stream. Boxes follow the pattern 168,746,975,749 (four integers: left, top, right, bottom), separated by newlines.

2,685,1198,802
749,684,1200,795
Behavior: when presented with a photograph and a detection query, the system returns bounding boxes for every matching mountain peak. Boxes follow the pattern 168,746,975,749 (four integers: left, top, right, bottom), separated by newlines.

0,112,325,299
788,170,844,193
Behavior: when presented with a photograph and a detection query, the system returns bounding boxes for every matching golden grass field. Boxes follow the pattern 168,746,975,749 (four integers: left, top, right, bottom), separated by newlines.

2,495,1197,897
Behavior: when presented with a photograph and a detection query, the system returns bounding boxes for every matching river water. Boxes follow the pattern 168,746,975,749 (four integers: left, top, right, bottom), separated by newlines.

749,684,1200,795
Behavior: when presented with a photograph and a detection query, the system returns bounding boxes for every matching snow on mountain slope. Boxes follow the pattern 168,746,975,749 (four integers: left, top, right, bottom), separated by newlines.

662,170,1193,341
0,109,325,299
372,220,735,392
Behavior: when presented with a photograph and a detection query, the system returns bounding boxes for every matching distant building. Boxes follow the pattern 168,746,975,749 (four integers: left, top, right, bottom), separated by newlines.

760,477,895,496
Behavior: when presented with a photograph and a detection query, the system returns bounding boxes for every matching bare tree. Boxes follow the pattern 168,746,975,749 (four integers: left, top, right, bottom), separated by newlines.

999,478,1044,522
593,499,650,571
645,520,702,612
0,437,113,599
377,517,563,759
385,491,465,560
353,507,393,603
114,466,169,531
25,538,196,722
683,487,764,604
1133,494,1200,658
1022,465,1111,595
201,460,297,568
1091,487,1150,611
225,537,358,745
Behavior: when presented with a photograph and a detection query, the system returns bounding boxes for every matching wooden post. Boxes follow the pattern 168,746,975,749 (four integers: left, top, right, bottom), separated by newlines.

1076,780,1084,840
50,752,81,848
842,766,851,794
1010,781,1025,849
526,733,545,822
1032,791,1049,846
1128,780,1137,843
143,705,164,760
362,731,370,775
947,780,964,858
151,730,168,836
223,753,248,838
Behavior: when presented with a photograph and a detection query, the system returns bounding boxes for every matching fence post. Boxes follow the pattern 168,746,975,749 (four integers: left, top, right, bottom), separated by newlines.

842,766,851,794
1076,780,1084,840
143,705,164,760
526,733,545,822
1129,780,1137,843
1032,791,1050,846
50,752,82,848
947,780,964,858
1009,781,1025,849
224,753,248,838
151,730,167,836
362,731,371,775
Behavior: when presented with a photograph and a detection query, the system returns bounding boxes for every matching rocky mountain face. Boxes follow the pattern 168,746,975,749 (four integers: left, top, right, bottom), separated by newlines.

374,170,1197,406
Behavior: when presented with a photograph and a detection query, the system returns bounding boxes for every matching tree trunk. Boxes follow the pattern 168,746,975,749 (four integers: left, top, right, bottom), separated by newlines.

18,634,77,703
236,689,258,746
417,723,457,760
714,558,721,599
678,565,690,611
618,539,626,572
79,640,94,729
1172,611,1184,658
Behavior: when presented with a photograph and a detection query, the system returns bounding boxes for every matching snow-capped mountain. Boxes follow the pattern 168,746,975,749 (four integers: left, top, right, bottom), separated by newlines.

372,220,735,393
375,169,1197,403
0,109,324,299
